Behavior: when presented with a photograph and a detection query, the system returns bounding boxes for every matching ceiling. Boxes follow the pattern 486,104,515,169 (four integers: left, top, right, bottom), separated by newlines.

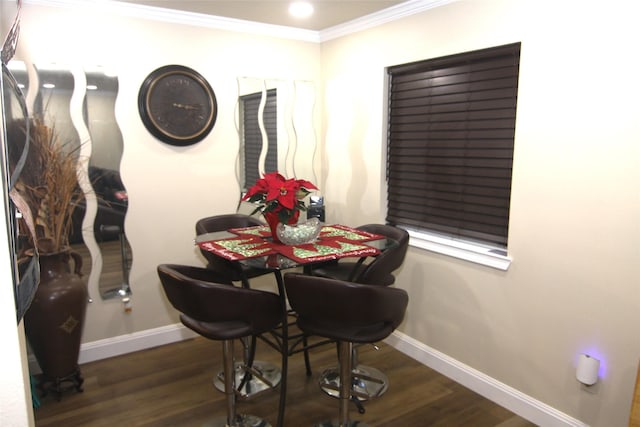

115,0,408,31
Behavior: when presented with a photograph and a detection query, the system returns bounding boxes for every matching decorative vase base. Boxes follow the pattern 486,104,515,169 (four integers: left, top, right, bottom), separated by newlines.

35,367,84,401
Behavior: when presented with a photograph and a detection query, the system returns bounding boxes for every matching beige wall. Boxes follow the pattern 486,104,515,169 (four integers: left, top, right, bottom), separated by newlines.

320,1,640,426
4,0,640,426
12,3,321,344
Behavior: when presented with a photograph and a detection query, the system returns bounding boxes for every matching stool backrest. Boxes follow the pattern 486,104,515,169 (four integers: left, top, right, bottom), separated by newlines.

284,273,408,343
158,264,281,333
195,214,264,279
356,224,409,285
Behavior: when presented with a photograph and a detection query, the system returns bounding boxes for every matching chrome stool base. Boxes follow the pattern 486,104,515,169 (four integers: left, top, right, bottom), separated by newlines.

314,421,369,427
203,414,271,427
319,365,388,401
214,361,282,399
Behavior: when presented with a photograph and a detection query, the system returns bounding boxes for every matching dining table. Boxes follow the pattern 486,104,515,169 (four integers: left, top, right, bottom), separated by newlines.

194,222,398,426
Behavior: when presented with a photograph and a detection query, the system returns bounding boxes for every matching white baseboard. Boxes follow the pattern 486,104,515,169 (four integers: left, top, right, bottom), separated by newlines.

29,324,586,427
385,331,588,427
28,323,197,373
78,324,198,364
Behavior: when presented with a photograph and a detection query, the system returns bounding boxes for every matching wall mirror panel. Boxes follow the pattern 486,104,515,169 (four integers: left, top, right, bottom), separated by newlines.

237,77,318,205
8,60,131,301
83,69,130,299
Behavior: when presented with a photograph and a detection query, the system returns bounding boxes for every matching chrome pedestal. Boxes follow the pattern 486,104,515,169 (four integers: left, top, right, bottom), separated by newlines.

314,421,369,427
319,345,387,401
214,336,281,399
319,365,388,401
203,414,271,427
214,360,282,399
212,340,273,427
314,342,370,427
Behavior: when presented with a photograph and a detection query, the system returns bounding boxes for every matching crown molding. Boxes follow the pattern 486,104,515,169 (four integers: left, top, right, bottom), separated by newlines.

23,0,458,44
23,0,322,42
319,0,459,42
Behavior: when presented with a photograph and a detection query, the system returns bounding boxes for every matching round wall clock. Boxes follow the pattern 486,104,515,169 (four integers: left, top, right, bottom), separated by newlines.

138,65,217,146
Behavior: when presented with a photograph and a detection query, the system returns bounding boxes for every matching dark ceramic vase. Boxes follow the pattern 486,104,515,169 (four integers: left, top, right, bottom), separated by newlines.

24,249,88,400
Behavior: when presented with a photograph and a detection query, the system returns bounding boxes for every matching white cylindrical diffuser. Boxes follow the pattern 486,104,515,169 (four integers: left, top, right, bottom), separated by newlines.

576,354,600,385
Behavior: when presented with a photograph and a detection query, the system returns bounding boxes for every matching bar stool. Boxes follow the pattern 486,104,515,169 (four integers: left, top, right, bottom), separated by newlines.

310,224,409,405
196,213,282,398
284,273,408,427
195,213,270,288
310,224,409,286
158,264,286,427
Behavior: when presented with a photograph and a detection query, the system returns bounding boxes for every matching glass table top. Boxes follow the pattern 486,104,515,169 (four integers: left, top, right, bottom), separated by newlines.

194,228,397,271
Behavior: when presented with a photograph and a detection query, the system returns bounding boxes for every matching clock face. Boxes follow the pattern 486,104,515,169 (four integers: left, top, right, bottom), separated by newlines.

138,65,217,146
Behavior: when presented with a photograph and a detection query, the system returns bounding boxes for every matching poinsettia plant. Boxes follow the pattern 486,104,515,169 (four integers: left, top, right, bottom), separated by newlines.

243,172,318,224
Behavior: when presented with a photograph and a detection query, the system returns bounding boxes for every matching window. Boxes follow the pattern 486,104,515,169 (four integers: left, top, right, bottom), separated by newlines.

240,89,277,189
386,43,520,255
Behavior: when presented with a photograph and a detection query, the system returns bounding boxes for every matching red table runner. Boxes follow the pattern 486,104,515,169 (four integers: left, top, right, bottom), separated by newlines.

227,225,272,238
275,238,380,263
197,224,384,263
197,235,275,261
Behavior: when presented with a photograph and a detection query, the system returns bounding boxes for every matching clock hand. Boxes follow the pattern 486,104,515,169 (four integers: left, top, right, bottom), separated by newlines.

172,102,200,110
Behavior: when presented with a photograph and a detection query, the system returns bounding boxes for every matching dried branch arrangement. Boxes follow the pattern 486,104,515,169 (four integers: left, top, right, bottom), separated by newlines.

8,116,85,254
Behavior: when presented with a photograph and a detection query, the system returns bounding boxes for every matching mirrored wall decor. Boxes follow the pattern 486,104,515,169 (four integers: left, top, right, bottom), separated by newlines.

8,60,131,301
236,77,319,217
83,68,131,299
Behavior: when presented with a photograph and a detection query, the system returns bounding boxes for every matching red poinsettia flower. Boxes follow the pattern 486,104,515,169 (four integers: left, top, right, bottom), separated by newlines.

242,172,318,223
263,173,297,209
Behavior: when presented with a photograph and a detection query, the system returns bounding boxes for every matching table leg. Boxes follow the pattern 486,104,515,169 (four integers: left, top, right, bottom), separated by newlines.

274,270,288,427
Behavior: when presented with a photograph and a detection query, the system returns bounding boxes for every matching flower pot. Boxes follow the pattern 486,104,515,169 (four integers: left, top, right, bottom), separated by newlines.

264,210,299,243
24,249,88,400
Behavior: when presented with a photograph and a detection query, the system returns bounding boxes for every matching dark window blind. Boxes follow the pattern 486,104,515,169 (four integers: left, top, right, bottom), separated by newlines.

241,88,277,188
386,43,520,248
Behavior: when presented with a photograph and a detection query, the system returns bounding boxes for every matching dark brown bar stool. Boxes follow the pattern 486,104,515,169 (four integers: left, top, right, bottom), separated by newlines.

284,273,408,427
158,264,285,427
195,213,269,288
310,224,409,286
196,213,283,398
310,224,409,404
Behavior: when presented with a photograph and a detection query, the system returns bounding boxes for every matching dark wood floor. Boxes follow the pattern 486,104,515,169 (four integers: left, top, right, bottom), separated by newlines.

33,335,537,427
